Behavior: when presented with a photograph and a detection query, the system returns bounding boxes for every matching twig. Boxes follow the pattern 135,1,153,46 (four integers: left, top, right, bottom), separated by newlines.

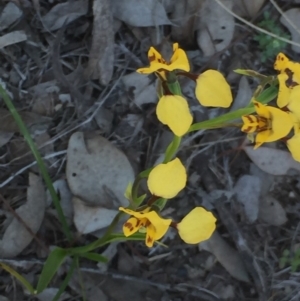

213,0,300,48
0,150,67,188
270,0,300,36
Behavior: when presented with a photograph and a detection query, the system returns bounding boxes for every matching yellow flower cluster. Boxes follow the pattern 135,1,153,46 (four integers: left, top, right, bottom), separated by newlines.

241,53,300,162
118,43,227,247
120,158,216,247
137,43,233,137
119,206,216,248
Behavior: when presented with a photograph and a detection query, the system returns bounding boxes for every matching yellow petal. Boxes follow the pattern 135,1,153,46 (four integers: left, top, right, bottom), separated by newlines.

288,85,300,121
177,207,216,244
145,223,156,247
169,43,190,72
254,130,271,149
123,217,143,237
253,100,270,119
156,95,193,137
264,106,293,142
241,115,257,133
274,52,290,72
119,206,151,218
287,133,300,162
148,46,164,63
277,73,291,108
144,210,172,240
147,158,187,198
195,70,232,108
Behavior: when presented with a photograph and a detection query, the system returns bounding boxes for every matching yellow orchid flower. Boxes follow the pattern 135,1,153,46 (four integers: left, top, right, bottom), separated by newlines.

274,52,300,108
119,206,216,247
147,158,187,199
119,207,172,247
195,70,233,108
177,207,216,244
136,43,190,80
241,100,293,149
156,95,193,136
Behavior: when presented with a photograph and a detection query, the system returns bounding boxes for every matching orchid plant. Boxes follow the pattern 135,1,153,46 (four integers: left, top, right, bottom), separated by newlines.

118,46,300,248
2,43,300,297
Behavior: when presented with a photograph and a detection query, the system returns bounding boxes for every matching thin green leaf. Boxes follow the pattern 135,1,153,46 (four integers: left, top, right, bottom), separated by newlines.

0,262,35,294
0,84,72,241
234,69,268,80
52,257,77,301
80,252,108,263
189,85,278,132
36,247,68,293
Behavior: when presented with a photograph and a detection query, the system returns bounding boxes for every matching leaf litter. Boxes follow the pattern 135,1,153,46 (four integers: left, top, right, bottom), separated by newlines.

0,0,299,300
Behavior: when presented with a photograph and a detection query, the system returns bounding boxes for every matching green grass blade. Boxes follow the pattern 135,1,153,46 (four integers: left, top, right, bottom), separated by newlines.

36,247,68,293
0,84,72,241
79,252,108,263
0,262,35,294
52,257,77,301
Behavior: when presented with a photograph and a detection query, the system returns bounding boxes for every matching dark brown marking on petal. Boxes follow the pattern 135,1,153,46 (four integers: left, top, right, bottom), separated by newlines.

147,236,153,244
242,126,253,133
285,68,299,88
124,221,134,232
244,115,256,123
148,54,156,62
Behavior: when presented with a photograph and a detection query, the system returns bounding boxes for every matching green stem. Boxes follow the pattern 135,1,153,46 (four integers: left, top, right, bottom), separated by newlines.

163,135,181,163
189,85,278,132
0,84,72,241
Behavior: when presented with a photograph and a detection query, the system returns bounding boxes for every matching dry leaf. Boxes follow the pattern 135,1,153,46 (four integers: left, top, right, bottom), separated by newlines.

0,173,46,258
243,146,300,175
121,72,157,107
84,0,114,85
234,175,261,223
280,8,300,53
0,131,13,148
66,132,134,207
170,0,204,46
94,107,113,134
199,231,250,282
72,197,119,234
230,77,252,112
0,31,27,49
232,0,265,17
110,0,171,27
0,108,51,133
258,195,287,226
41,0,88,31
46,179,73,225
0,2,23,31
249,163,274,197
197,0,235,56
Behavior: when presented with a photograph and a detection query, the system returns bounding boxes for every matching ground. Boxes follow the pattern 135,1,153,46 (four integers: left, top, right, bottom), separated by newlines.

0,1,300,301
